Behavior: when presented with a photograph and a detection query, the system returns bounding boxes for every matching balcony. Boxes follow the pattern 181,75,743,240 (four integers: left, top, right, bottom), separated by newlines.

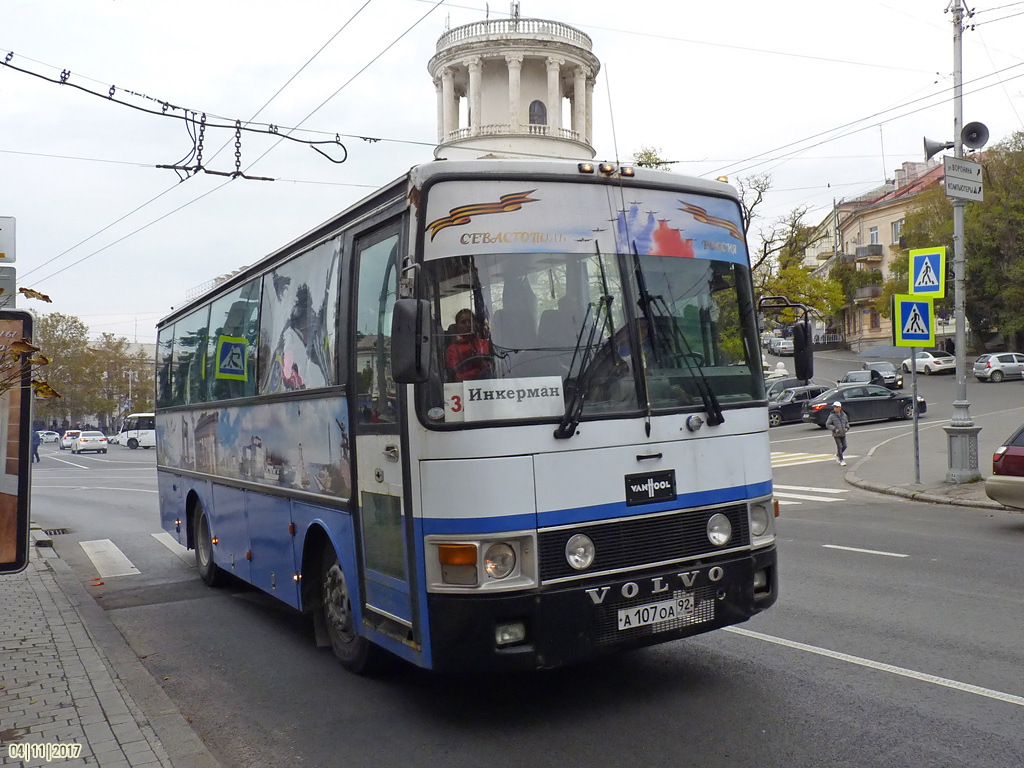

855,244,883,262
854,285,882,302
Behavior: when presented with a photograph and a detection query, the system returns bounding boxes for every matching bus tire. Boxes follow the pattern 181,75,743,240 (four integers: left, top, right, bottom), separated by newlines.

127,439,139,450
321,546,378,675
193,501,225,587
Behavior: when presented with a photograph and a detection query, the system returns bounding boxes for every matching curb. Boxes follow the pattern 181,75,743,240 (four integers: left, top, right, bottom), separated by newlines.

844,472,1009,510
28,529,222,768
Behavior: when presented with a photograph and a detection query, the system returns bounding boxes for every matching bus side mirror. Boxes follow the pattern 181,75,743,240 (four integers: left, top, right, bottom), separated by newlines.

391,299,431,384
792,321,814,381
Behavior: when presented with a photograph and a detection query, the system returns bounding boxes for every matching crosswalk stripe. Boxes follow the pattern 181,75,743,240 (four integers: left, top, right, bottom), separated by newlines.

79,539,140,578
774,491,841,503
774,484,849,494
152,532,196,567
771,451,858,467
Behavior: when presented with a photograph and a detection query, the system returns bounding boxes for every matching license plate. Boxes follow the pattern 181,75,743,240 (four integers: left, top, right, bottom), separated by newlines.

617,595,694,630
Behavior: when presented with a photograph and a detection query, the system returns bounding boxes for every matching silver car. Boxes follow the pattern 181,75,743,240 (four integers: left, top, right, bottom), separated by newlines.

973,352,1024,382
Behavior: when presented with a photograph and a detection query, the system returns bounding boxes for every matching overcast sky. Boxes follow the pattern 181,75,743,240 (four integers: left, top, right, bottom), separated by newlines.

3,0,1022,345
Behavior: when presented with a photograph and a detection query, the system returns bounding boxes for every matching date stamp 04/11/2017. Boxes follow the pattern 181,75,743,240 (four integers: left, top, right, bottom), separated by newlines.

6,742,84,763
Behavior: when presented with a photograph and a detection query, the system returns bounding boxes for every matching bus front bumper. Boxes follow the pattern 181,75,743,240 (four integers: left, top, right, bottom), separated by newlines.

425,546,777,672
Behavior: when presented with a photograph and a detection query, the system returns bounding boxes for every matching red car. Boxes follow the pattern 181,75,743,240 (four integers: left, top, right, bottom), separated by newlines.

985,424,1024,510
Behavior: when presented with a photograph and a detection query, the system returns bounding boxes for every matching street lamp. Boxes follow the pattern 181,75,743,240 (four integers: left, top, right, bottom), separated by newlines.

921,0,988,482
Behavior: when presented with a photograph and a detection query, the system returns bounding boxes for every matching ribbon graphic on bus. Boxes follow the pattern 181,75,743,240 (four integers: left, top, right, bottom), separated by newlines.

425,190,538,240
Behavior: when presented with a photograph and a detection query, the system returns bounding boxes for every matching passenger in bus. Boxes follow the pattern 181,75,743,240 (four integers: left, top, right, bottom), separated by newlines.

445,308,493,381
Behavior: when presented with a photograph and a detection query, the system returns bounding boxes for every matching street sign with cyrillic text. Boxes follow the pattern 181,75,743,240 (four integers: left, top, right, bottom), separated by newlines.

943,156,983,201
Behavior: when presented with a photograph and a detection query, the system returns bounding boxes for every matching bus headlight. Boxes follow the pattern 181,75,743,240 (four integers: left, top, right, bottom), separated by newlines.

749,499,777,547
750,503,770,536
707,513,732,547
484,543,516,579
565,533,595,570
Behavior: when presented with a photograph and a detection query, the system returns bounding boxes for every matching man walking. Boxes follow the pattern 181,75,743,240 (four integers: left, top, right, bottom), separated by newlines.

31,430,41,463
825,401,850,466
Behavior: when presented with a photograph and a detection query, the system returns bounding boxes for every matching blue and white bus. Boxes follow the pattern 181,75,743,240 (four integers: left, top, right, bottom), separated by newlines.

155,158,778,673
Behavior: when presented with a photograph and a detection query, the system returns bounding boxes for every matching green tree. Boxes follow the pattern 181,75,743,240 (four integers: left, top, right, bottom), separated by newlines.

84,334,135,432
34,313,90,427
632,145,673,170
902,131,1024,349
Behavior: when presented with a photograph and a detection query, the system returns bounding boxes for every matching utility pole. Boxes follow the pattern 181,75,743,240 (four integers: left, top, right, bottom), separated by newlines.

944,0,981,482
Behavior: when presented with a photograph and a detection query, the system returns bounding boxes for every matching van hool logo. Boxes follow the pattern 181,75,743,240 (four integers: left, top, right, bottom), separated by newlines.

625,469,677,506
425,190,538,240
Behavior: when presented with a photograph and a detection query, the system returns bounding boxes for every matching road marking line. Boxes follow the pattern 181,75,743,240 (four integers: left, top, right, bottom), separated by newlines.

823,544,908,558
152,532,195,567
46,455,89,469
34,486,158,493
776,500,800,506
774,484,849,493
774,492,841,503
724,626,1024,708
80,539,141,577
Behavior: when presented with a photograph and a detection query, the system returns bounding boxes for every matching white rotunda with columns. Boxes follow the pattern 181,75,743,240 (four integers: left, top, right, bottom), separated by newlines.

427,15,600,160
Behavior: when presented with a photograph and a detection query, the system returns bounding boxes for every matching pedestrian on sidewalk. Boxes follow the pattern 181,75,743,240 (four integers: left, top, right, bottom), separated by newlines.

31,429,40,463
825,401,850,466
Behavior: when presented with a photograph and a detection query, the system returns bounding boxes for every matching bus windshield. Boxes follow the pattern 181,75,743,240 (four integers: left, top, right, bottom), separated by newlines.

418,249,762,425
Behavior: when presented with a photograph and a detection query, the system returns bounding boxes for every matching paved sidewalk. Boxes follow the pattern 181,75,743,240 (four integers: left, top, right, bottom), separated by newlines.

845,405,1017,510
1,534,218,768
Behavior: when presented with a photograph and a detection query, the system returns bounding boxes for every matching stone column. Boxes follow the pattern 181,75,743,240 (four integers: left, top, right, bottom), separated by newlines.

572,66,586,141
441,68,455,141
467,57,483,136
506,54,523,129
434,76,444,144
585,71,594,144
546,57,563,131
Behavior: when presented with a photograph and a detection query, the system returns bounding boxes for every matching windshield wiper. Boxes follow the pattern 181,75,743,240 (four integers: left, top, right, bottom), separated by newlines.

631,248,724,426
554,294,613,439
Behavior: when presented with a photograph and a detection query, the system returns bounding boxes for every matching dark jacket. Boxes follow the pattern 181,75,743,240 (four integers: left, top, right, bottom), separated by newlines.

825,410,850,437
31,431,41,447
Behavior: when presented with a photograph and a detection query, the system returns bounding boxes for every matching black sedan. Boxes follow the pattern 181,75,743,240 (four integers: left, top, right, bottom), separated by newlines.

801,384,927,427
768,385,831,427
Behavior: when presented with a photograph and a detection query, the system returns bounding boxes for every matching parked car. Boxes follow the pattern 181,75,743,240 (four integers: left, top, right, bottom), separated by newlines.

37,430,60,443
901,350,955,375
59,430,81,450
837,370,874,385
860,360,903,389
973,352,1024,383
71,431,108,454
765,376,831,400
984,423,1024,510
801,385,927,427
775,338,794,356
768,385,831,427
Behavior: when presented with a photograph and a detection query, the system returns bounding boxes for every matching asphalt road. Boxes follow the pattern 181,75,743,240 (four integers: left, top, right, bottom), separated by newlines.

27,376,1024,767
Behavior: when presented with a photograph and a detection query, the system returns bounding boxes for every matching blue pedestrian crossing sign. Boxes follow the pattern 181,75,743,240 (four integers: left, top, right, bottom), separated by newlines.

894,294,934,347
908,247,945,298
215,336,248,380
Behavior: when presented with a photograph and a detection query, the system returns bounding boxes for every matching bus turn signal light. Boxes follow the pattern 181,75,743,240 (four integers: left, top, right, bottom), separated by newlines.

438,543,477,566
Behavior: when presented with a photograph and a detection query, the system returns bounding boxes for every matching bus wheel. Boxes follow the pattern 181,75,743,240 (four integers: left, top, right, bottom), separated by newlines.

127,438,139,450
193,502,224,587
321,546,378,674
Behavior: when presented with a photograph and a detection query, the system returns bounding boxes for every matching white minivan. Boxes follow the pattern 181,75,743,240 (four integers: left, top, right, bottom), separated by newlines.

114,412,155,449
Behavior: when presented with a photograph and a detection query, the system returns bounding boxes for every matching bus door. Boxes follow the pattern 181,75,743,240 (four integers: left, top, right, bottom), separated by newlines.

351,224,417,645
